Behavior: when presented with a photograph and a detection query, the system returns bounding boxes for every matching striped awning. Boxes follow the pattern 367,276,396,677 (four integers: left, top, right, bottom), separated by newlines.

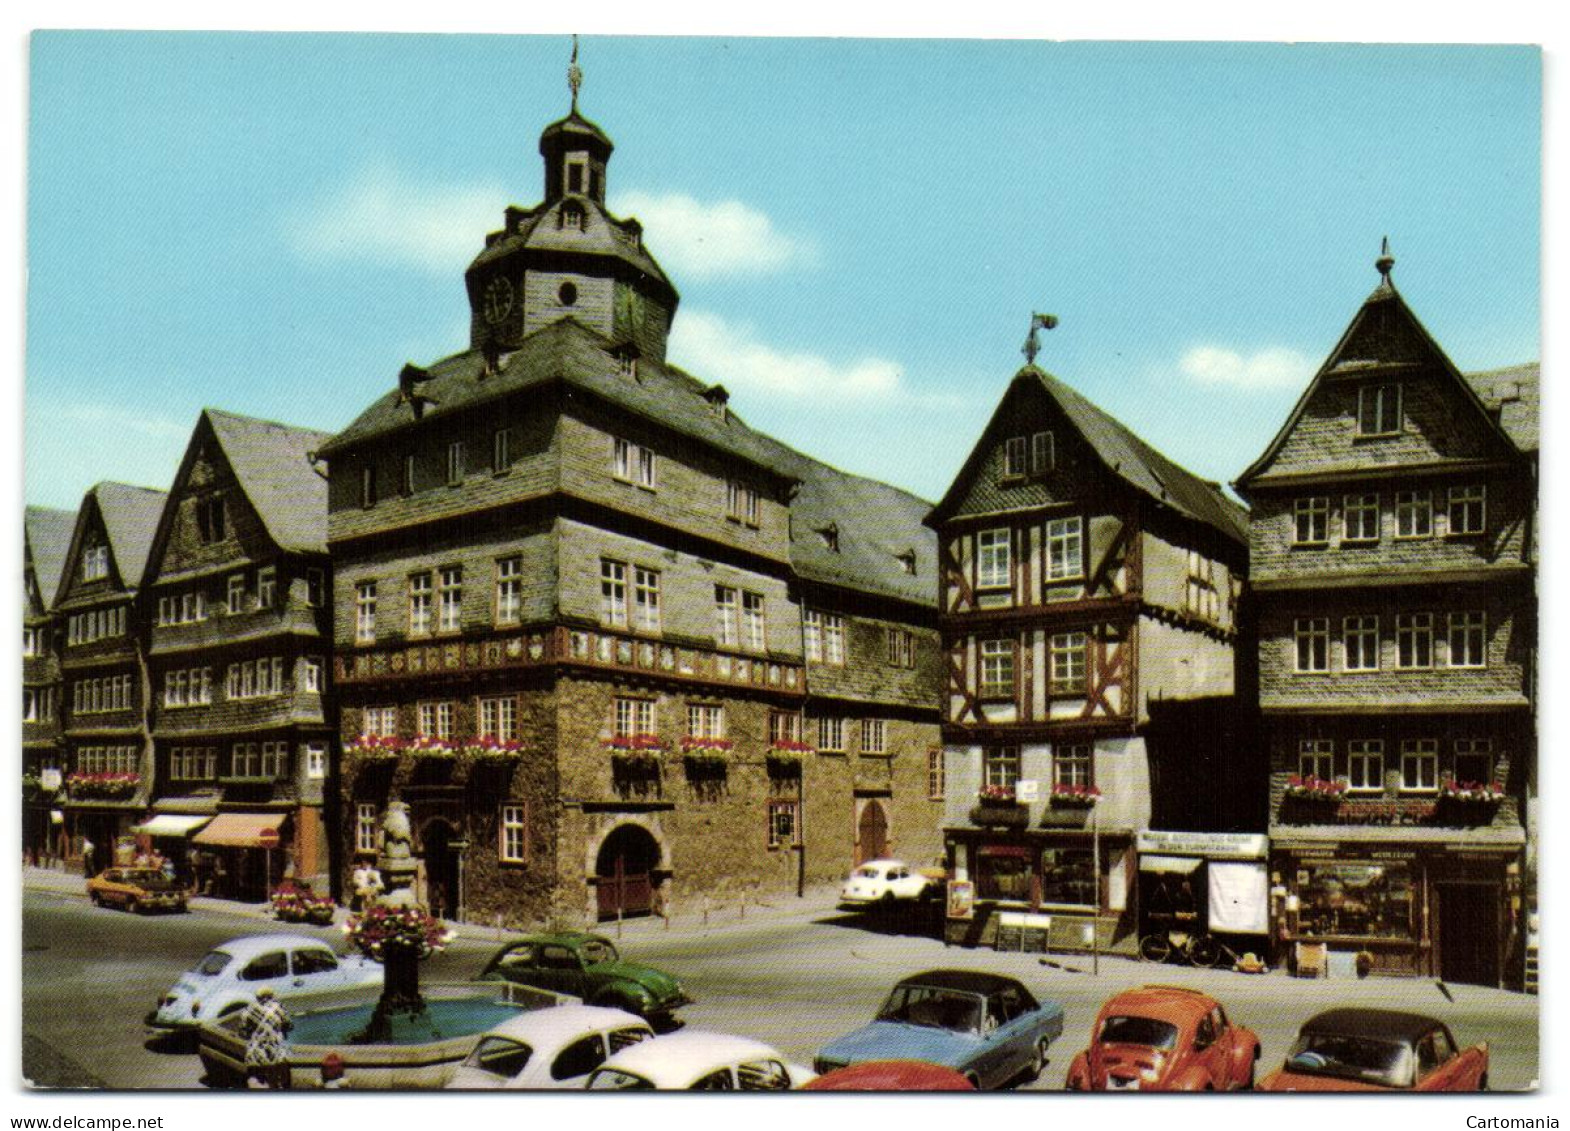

193,813,284,848
132,814,212,838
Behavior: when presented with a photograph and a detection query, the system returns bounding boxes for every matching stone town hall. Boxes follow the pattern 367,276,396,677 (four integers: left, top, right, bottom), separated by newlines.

321,83,944,926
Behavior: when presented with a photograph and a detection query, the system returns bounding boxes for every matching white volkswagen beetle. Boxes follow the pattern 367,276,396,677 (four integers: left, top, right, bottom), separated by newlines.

447,1004,655,1089
585,1030,816,1091
838,859,932,908
146,934,383,1036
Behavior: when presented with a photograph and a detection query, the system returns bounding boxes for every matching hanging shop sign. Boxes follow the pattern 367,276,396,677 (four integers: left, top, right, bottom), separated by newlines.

1135,830,1268,859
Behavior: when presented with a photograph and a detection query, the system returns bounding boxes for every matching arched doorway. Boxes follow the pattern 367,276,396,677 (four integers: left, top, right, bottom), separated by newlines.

420,819,461,921
596,824,661,921
857,800,889,864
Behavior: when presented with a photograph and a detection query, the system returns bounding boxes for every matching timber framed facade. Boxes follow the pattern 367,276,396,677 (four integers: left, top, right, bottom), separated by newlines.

23,506,76,865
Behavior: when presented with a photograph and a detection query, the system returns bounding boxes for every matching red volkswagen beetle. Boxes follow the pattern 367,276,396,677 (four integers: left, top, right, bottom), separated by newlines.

1066,985,1260,1091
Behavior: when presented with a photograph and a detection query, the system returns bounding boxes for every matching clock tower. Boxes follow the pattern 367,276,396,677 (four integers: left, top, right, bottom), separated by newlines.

463,48,678,362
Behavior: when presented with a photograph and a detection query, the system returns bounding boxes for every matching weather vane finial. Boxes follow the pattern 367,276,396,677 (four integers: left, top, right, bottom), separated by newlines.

1022,312,1059,366
1376,235,1395,281
568,34,583,111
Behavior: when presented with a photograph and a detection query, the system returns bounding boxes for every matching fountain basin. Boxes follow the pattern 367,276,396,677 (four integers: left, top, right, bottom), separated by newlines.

199,981,573,1089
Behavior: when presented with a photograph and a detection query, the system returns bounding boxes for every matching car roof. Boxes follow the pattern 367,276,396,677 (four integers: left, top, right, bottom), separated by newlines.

477,1004,648,1049
1101,985,1218,1026
595,1030,785,1085
894,969,1025,996
858,859,909,869
212,934,338,958
1299,1008,1446,1043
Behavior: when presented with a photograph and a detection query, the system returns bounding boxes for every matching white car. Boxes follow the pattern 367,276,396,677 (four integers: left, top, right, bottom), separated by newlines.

146,933,383,1035
839,859,932,907
585,1030,816,1091
447,1004,654,1089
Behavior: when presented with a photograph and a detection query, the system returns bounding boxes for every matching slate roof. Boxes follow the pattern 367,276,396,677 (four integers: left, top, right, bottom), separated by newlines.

1463,362,1539,454
205,409,333,554
25,505,78,608
91,482,169,590
468,195,674,298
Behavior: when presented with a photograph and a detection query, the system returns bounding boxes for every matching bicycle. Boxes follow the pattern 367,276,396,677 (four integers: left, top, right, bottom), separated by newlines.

1138,928,1224,968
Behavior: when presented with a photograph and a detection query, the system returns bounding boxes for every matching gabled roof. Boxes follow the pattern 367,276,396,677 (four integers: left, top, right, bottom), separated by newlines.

58,482,168,600
25,505,78,608
319,318,795,484
1463,362,1539,454
928,364,1249,546
467,194,675,299
204,409,333,554
1235,273,1525,488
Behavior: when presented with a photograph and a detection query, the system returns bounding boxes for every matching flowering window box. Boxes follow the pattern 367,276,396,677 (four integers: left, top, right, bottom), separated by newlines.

976,785,1017,805
604,734,665,763
463,737,524,761
766,739,815,763
1049,783,1102,807
347,736,405,761
408,737,458,760
1282,775,1348,802
679,736,733,763
1438,780,1505,804
65,771,140,799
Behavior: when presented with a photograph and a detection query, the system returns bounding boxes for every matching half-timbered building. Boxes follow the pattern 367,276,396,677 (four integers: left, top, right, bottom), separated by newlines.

52,482,166,875
927,357,1250,950
23,505,77,865
1234,247,1537,986
139,409,335,899
317,84,942,927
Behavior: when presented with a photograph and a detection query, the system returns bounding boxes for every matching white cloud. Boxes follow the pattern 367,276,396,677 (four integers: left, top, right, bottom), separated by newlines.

287,165,507,274
613,190,816,280
1178,345,1314,391
45,400,189,440
670,310,917,403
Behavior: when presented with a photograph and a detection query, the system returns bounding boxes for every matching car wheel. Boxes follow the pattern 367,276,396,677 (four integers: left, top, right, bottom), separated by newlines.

965,1072,981,1090
126,898,140,915
1139,933,1172,963
880,891,896,909
89,892,103,907
1032,1037,1052,1080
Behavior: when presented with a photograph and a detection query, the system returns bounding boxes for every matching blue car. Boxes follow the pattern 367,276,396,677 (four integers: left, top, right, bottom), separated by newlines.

814,970,1066,1090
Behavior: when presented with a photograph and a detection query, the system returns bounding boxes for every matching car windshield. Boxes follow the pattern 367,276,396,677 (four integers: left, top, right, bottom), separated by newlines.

1286,1033,1416,1088
580,939,618,965
463,1036,533,1079
587,1068,655,1090
194,951,233,977
1100,1015,1180,1050
877,985,983,1034
853,866,882,880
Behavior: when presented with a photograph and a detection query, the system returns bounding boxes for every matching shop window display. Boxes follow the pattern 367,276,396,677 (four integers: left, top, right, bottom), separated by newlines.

975,847,1031,901
1040,847,1096,907
1295,860,1415,939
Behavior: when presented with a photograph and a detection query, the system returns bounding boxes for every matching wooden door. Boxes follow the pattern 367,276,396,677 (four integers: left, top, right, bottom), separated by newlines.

1437,883,1501,987
856,801,888,865
596,825,658,920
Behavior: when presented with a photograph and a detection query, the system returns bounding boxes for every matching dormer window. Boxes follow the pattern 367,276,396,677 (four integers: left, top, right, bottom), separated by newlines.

561,202,585,231
1032,431,1055,473
612,343,641,381
1003,436,1028,477
897,550,917,576
817,523,840,553
81,542,110,582
705,384,730,421
1357,382,1402,436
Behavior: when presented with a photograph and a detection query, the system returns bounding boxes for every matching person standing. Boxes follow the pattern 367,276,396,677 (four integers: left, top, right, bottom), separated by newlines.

242,986,293,1090
80,836,95,879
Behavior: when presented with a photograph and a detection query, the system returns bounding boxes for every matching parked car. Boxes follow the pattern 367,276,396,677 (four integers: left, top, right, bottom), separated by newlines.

1065,984,1260,1091
838,860,934,908
476,931,690,1027
1260,1008,1488,1092
146,934,383,1035
802,1060,976,1091
585,1030,815,1091
446,1004,654,1089
814,970,1065,1090
87,868,188,914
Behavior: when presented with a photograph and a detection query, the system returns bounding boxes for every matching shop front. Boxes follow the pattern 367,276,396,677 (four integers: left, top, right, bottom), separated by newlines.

1270,828,1524,985
130,813,214,885
1134,830,1270,960
191,811,291,902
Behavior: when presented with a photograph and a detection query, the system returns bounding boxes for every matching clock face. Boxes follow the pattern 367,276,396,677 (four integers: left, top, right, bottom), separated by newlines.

482,276,514,324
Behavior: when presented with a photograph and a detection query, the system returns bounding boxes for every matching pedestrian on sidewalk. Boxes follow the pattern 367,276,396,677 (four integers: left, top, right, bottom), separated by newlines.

80,837,95,879
243,986,293,1090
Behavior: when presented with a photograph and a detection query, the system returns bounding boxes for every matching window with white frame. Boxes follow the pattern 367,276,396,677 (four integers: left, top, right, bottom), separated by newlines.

228,574,247,615
1046,517,1083,581
1343,494,1380,542
979,638,1015,699
614,697,655,738
1032,431,1055,473
928,748,945,799
1293,497,1330,545
24,688,38,722
226,657,285,699
23,626,39,656
1054,743,1092,788
1395,490,1433,538
600,560,628,628
1299,739,1335,781
171,746,217,781
1343,616,1380,672
363,705,397,738
1357,383,1402,436
1447,612,1487,668
767,800,800,848
769,711,802,745
230,743,261,777
860,718,887,755
726,480,760,525
741,592,765,651
446,441,465,486
632,568,660,633
400,452,416,497
81,542,110,581
1003,436,1028,477
804,610,845,665
1453,739,1494,786
417,701,455,740
408,572,433,636
495,557,522,625
257,566,277,609
492,428,512,474
818,716,846,753
479,696,517,741
355,582,377,643
1447,485,1486,536
983,746,1020,792
687,703,725,740
713,586,739,647
1294,618,1329,673
163,666,212,707
259,741,288,778
1396,613,1433,669
304,743,326,780
438,567,463,633
1049,632,1088,695
885,627,914,668
614,438,657,490
1400,739,1438,793
977,529,1011,589
499,804,528,862
356,803,380,854
1185,551,1220,621
1346,740,1385,793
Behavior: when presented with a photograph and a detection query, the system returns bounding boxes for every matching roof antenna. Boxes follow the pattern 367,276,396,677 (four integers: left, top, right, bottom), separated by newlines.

1022,312,1058,366
568,34,583,113
1375,235,1395,281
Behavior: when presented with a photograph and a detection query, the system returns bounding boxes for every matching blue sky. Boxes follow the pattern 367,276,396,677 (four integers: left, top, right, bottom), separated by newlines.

25,34,1540,511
